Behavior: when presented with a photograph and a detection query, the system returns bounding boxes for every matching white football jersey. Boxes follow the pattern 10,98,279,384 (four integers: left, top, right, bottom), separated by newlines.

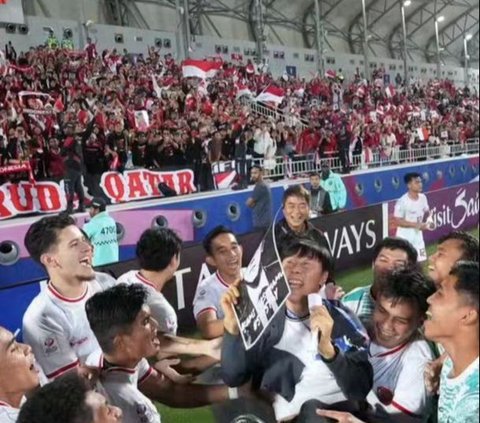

0,402,19,423
193,271,231,321
394,193,430,262
273,316,347,421
367,338,434,422
117,270,178,335
86,350,161,423
22,272,116,380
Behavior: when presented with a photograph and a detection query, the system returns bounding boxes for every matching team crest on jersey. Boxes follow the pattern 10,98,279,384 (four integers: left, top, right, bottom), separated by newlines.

136,402,154,422
43,336,59,355
377,386,394,405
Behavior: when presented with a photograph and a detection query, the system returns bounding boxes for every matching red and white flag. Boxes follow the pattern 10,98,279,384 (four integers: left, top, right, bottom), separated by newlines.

211,161,237,190
325,69,336,80
417,127,430,141
385,84,396,98
235,83,253,99
255,86,285,104
182,59,222,79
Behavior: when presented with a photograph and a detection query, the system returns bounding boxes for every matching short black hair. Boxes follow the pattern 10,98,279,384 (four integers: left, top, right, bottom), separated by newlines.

86,284,148,354
136,228,182,271
404,172,422,184
24,214,76,264
310,172,321,178
203,225,236,256
373,237,418,267
439,231,479,263
280,237,334,276
451,261,479,311
283,185,311,206
251,164,263,172
377,268,436,317
17,373,93,423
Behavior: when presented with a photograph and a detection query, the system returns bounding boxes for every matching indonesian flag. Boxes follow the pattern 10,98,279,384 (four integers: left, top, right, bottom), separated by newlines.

417,127,430,141
385,84,396,98
182,59,222,79
325,69,336,80
54,96,64,112
255,86,285,104
355,85,366,98
246,63,256,75
211,161,237,190
235,83,253,99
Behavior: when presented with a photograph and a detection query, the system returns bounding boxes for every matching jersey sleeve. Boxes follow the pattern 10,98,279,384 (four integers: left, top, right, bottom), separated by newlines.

23,312,79,380
394,196,406,219
193,281,219,320
137,358,156,385
147,293,178,336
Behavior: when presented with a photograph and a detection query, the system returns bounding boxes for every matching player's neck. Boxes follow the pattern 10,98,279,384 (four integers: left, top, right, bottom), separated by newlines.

218,270,241,286
442,334,479,378
103,352,140,371
49,275,88,298
286,298,309,318
139,269,168,292
407,191,419,200
0,388,23,409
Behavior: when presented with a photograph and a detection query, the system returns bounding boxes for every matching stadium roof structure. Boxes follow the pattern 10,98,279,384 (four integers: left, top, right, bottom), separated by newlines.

26,0,479,66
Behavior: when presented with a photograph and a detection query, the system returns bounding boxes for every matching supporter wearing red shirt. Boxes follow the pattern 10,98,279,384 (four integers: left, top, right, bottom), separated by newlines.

46,137,65,182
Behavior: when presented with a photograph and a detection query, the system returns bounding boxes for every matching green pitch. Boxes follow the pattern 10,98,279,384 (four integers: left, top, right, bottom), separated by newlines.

157,228,479,423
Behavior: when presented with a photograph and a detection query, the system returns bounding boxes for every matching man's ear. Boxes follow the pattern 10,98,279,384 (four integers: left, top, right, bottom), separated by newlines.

40,253,57,269
461,308,479,328
320,271,329,286
205,255,215,268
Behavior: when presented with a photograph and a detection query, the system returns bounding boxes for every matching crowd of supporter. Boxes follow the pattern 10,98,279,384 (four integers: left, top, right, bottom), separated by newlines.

0,182,478,422
0,41,479,202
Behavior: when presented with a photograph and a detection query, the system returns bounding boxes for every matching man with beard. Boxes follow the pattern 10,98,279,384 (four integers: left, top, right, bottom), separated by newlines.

22,214,116,380
342,237,418,326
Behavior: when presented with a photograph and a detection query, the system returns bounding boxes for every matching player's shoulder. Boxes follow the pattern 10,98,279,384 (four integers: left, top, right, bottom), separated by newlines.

94,271,117,290
117,270,138,285
23,287,52,322
404,337,435,363
198,271,221,288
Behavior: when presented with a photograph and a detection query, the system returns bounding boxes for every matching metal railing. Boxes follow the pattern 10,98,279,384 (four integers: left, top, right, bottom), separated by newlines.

239,96,307,129
248,140,479,181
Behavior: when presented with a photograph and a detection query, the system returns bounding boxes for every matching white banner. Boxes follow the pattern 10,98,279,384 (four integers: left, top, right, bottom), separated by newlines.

0,0,25,24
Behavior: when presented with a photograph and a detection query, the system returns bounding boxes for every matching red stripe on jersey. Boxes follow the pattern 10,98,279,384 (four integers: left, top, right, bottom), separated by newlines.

391,400,422,418
46,359,80,379
135,272,157,290
138,366,155,385
106,367,136,375
216,272,230,288
48,283,89,303
374,342,409,358
195,307,217,318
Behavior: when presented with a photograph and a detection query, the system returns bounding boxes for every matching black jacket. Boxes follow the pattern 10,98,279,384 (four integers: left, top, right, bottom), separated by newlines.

221,299,372,404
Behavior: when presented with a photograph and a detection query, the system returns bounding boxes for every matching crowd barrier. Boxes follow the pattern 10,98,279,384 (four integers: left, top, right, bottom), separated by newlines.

0,141,477,221
1,181,477,334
